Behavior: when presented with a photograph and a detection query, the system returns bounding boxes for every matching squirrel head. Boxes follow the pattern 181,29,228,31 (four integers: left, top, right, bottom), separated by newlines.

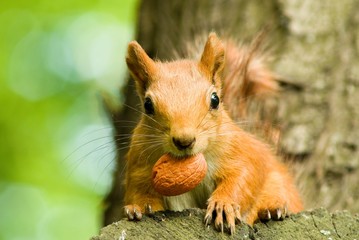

126,33,226,157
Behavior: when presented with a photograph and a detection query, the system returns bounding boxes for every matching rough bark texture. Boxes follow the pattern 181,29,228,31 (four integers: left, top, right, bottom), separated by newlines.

104,0,359,226
94,208,359,239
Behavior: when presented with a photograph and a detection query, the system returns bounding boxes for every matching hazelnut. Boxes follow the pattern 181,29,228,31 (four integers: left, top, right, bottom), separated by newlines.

152,153,207,196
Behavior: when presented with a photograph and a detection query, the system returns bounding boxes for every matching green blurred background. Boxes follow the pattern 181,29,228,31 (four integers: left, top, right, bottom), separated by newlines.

0,1,137,239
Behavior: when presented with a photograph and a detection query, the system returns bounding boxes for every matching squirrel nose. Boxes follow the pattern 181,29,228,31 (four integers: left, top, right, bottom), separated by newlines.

172,137,196,150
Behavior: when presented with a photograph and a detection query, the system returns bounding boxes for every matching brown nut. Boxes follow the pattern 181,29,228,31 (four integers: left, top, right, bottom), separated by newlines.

152,153,207,196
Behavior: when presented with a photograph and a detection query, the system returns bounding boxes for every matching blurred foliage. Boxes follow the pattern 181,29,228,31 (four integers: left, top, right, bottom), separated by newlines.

0,0,138,239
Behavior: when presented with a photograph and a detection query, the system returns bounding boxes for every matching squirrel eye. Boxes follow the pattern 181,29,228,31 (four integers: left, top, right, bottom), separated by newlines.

144,97,155,115
210,92,220,110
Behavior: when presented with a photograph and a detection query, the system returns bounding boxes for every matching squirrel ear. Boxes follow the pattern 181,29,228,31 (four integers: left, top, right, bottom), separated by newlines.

199,32,225,87
126,41,156,96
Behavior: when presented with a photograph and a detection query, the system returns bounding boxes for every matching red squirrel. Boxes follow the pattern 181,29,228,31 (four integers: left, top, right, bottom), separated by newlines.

123,32,303,234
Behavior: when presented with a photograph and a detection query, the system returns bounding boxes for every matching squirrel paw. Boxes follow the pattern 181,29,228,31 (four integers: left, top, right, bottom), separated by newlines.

124,204,143,221
204,200,241,235
124,203,155,221
258,205,288,221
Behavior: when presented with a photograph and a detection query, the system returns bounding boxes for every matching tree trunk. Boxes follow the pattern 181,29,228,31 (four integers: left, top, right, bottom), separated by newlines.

104,0,359,225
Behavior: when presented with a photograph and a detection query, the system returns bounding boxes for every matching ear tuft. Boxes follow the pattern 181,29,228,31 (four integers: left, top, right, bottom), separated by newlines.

126,41,156,96
200,32,225,85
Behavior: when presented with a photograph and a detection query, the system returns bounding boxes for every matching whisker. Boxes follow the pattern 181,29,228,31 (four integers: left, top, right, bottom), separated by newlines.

122,103,165,130
113,121,163,133
143,143,164,165
196,110,209,129
130,140,164,147
198,120,234,137
66,140,114,179
80,126,114,136
62,136,116,164
90,145,120,192
114,134,164,141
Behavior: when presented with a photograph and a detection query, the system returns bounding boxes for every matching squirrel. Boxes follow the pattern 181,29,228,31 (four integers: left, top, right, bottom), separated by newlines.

122,32,303,234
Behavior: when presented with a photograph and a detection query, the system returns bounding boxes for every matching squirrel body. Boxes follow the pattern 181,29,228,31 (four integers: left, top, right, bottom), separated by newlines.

123,33,303,234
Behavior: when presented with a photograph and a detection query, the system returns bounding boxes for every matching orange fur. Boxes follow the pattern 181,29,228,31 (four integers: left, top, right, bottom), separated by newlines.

123,33,303,234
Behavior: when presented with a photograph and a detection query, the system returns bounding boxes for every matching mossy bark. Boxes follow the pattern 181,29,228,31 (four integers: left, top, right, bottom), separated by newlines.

94,208,359,239
104,0,359,225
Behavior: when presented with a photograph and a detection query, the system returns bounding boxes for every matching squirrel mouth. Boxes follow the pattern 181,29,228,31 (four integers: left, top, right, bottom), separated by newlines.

167,139,202,159
167,151,200,160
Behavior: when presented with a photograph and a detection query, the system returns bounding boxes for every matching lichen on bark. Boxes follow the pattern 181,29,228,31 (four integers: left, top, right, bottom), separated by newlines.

93,208,359,240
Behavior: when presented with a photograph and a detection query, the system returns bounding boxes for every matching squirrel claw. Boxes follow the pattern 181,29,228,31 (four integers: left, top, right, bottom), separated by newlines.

204,214,212,227
273,208,282,220
205,200,240,235
258,209,271,221
258,205,288,221
124,204,142,221
144,203,154,216
204,201,215,226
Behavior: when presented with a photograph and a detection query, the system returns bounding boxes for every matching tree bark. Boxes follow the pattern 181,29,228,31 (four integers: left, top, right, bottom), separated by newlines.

94,208,359,239
104,0,359,225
